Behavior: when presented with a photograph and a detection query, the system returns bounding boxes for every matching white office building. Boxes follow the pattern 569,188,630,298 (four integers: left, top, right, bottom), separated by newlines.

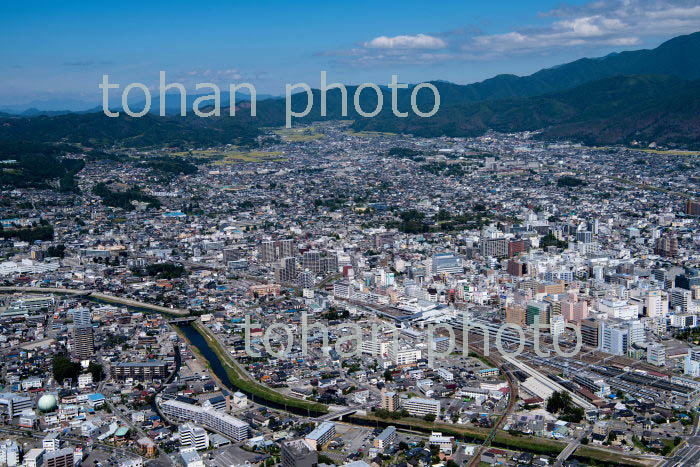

179,424,209,450
600,322,629,356
0,392,33,420
161,400,249,441
685,347,700,377
429,432,454,455
598,298,638,320
389,347,421,366
401,397,440,417
647,344,666,366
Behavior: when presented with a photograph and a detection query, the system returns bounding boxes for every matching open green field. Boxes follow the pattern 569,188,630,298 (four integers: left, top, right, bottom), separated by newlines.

213,150,286,165
273,126,325,142
638,148,700,156
345,128,397,138
166,148,286,164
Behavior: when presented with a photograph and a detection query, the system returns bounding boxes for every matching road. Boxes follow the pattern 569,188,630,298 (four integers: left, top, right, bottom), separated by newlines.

0,426,140,460
662,440,700,467
663,416,700,467
464,344,518,467
0,286,189,316
554,430,587,467
104,400,173,465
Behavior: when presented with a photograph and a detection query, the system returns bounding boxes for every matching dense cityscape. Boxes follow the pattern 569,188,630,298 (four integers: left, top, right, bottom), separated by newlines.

1,119,700,467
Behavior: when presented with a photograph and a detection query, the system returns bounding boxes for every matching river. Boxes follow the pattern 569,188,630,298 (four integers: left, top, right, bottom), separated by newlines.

177,323,325,418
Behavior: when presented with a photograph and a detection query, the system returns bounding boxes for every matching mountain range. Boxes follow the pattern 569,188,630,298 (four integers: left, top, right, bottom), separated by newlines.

1,31,700,149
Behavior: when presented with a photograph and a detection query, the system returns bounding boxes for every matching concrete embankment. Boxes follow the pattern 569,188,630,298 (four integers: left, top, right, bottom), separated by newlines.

0,286,189,316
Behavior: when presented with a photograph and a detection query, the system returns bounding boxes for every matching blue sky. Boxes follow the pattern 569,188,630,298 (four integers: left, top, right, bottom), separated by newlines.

1,0,699,110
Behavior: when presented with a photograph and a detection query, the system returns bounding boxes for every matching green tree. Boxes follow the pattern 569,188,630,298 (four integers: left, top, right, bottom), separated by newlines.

52,355,80,384
546,391,572,414
87,362,104,382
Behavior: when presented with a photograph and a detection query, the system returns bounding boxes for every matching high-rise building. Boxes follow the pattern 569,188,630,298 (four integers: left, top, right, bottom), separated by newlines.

581,318,600,348
505,304,526,327
561,299,588,324
297,270,315,288
260,241,277,263
671,288,692,313
374,233,394,249
430,253,463,275
380,391,400,412
24,449,44,467
654,233,679,258
179,424,209,450
71,308,92,327
685,347,700,377
507,260,528,277
274,256,297,283
526,301,550,326
676,269,700,290
643,290,668,318
71,325,94,360
223,248,241,264
279,239,295,258
600,321,630,356
320,253,338,274
576,231,593,244
685,200,700,216
44,448,74,467
374,426,397,449
281,439,317,467
507,239,526,258
302,250,322,274
389,347,421,366
480,237,508,258
0,393,33,421
42,432,61,452
647,344,666,366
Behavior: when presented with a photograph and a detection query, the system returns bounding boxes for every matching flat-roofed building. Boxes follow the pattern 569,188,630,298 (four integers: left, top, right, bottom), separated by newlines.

373,426,396,449
304,421,335,450
179,424,209,450
44,448,73,467
429,432,454,455
281,439,317,467
381,391,399,412
402,397,440,417
0,393,32,421
647,343,666,366
24,448,44,467
71,325,94,360
111,361,169,381
161,400,249,441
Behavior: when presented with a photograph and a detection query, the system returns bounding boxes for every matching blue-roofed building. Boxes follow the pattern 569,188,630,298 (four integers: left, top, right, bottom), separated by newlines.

87,393,105,408
478,368,499,377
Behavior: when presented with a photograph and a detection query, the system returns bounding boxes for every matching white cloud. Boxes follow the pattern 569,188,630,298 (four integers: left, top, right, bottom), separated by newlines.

320,0,700,66
177,69,243,84
363,34,447,49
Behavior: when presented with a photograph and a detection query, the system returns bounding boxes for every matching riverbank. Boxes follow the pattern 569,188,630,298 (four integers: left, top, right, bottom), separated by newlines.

184,320,328,415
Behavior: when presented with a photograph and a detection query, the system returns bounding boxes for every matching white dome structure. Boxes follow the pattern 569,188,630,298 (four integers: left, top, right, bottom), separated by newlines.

38,394,58,412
